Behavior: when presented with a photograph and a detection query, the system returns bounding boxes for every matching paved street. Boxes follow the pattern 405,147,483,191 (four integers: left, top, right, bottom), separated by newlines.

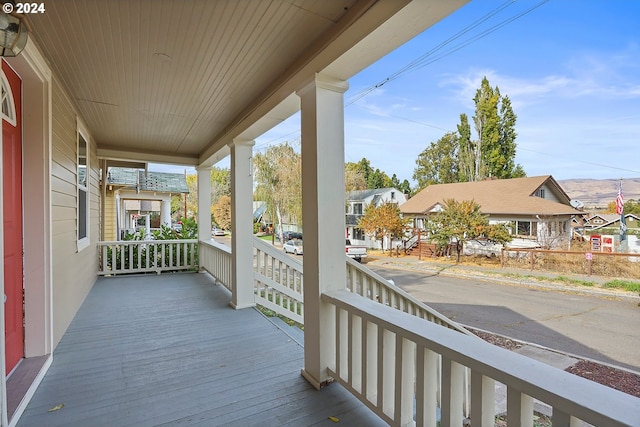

368,264,640,373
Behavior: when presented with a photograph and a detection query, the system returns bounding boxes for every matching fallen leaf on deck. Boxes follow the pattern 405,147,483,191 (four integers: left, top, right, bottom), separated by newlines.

48,404,64,412
328,416,339,422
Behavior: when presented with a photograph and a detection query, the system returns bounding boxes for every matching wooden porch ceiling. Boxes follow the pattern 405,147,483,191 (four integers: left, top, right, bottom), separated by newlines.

15,273,387,427
26,0,467,167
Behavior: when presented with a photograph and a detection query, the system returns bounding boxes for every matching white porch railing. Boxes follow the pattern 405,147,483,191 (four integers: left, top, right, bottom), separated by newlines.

200,239,232,292
252,237,304,324
98,239,198,275
346,257,471,336
324,289,639,427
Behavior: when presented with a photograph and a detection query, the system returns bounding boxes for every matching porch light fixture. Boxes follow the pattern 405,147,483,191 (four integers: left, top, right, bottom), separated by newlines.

0,6,29,57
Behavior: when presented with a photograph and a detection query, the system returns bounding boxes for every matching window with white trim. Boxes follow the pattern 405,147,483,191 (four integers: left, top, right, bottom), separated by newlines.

77,124,90,250
510,220,537,237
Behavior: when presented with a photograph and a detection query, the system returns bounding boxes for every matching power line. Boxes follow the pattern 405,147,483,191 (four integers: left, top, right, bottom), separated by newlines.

347,0,549,105
518,147,640,175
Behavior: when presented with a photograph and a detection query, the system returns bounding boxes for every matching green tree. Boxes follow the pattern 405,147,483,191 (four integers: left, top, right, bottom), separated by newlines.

457,113,474,182
253,142,302,240
626,199,640,216
213,195,232,230
368,168,393,189
346,158,393,189
171,193,186,221
427,199,511,262
467,76,525,180
413,132,460,190
345,168,366,192
184,174,198,218
346,158,373,185
357,201,408,253
414,77,525,186
391,174,412,197
210,167,231,204
608,199,640,216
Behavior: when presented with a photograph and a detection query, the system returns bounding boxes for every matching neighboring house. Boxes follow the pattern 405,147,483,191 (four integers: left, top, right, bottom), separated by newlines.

400,176,580,252
582,213,640,233
104,168,189,240
588,213,640,233
585,213,640,254
346,187,407,249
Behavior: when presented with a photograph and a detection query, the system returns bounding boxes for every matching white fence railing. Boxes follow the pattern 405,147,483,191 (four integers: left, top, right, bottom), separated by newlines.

253,238,304,324
324,289,639,427
346,257,472,336
200,240,232,292
98,239,198,275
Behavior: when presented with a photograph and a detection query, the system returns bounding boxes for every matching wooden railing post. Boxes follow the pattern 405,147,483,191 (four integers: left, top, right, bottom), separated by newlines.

530,250,534,270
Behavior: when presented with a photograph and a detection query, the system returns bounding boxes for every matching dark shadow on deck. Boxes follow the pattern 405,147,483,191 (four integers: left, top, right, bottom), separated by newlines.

16,272,386,427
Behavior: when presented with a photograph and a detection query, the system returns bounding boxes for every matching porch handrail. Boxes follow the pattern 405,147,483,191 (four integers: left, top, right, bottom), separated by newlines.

253,237,304,324
405,232,420,250
98,239,198,275
199,239,232,292
323,289,639,427
346,257,472,336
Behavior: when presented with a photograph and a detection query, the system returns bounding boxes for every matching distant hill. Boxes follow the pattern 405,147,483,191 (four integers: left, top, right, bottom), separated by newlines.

557,178,640,209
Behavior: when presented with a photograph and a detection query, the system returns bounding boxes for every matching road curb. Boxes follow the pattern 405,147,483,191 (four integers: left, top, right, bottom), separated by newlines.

366,259,639,302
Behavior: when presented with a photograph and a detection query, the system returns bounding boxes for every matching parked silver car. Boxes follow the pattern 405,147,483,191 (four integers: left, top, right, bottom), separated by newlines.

283,239,303,255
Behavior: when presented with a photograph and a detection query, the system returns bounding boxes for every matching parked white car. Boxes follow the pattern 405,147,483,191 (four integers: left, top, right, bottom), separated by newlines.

212,228,226,236
283,239,303,255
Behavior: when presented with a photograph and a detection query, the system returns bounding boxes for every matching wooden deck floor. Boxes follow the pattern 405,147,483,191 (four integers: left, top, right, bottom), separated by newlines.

16,272,387,427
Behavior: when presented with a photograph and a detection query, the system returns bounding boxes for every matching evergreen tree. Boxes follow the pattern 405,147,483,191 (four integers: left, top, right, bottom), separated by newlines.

346,158,393,189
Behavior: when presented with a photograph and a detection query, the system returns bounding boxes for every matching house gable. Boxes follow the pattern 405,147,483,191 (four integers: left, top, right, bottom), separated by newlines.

591,213,640,231
346,187,407,214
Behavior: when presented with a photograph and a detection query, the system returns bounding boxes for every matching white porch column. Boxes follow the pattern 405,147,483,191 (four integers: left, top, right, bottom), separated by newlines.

160,197,172,228
197,167,212,241
229,139,256,309
298,74,349,389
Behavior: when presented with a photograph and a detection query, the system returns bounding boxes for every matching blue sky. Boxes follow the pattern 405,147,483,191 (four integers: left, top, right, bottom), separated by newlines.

155,0,640,185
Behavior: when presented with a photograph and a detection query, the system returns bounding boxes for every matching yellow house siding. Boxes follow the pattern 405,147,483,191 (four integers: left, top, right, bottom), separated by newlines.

104,190,117,241
50,77,98,348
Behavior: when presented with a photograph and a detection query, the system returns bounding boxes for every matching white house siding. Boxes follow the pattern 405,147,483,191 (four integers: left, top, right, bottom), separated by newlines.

346,188,407,249
539,184,561,203
51,77,99,347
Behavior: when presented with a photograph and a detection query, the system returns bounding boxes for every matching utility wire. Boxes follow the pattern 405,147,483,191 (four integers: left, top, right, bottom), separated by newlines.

348,0,549,105
518,147,640,175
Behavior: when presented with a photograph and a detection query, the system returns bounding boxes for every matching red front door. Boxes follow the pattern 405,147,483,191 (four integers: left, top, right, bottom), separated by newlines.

2,59,24,374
